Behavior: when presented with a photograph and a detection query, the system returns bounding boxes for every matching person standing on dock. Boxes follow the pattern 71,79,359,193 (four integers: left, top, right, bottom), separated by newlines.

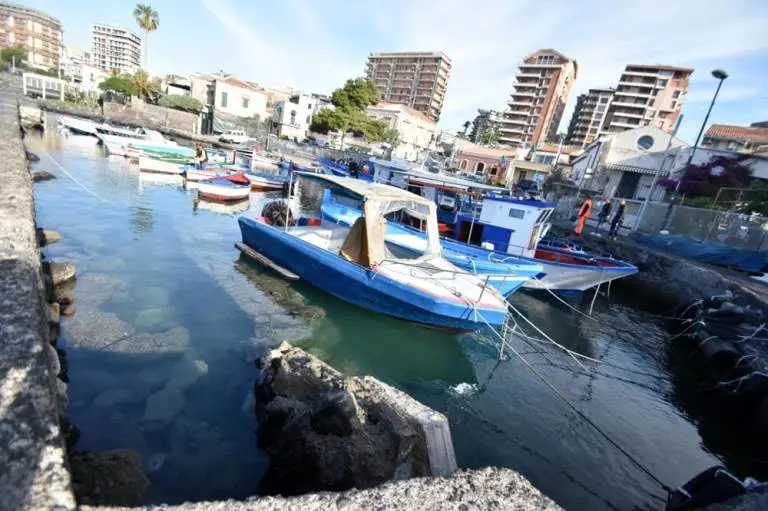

596,198,612,232
574,197,592,236
194,144,208,170
609,199,626,238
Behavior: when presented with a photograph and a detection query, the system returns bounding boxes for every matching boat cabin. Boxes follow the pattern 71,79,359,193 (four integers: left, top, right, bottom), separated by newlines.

452,195,556,259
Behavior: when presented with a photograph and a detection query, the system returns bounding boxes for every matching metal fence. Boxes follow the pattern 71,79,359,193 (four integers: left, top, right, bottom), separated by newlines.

545,183,768,251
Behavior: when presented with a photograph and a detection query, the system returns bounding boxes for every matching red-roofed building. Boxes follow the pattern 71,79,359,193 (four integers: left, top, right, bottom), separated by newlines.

702,124,768,154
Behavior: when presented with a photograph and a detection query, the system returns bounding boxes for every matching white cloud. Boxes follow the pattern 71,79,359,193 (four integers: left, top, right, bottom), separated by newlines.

202,0,768,136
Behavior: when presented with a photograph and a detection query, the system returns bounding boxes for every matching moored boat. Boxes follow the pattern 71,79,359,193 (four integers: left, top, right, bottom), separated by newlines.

197,173,252,202
138,155,186,175
237,173,509,332
59,116,100,136
184,166,234,182
244,171,289,191
320,191,543,297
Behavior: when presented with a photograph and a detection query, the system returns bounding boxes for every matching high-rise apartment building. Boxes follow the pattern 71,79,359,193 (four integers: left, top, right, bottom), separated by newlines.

498,49,577,148
0,2,62,69
565,88,614,147
90,23,142,74
600,64,692,136
365,51,452,123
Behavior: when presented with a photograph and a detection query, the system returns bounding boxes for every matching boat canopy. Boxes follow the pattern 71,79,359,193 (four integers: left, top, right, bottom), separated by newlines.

296,172,441,266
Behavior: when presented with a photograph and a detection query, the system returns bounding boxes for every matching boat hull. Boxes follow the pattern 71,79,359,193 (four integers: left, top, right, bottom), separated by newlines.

245,172,288,191
520,248,638,292
198,180,251,202
184,168,231,182
238,217,507,332
138,156,185,175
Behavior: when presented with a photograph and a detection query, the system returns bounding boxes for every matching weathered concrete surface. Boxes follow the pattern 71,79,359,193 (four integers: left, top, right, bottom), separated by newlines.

0,92,76,510
83,467,562,511
70,450,149,506
255,342,457,495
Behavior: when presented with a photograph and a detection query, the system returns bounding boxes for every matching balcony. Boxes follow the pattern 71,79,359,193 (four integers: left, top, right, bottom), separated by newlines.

611,110,643,119
516,72,540,79
609,119,641,129
508,99,533,107
502,117,527,126
622,69,660,78
614,90,652,99
617,80,654,90
610,100,646,109
512,90,535,97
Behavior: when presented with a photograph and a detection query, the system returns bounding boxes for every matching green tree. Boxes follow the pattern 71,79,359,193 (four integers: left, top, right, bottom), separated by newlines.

133,4,159,70
1,45,27,67
330,78,380,110
740,180,768,216
480,132,500,145
132,69,153,100
158,94,204,112
462,120,471,135
98,75,136,96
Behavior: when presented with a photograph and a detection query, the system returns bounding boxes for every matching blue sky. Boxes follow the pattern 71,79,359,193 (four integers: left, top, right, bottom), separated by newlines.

22,0,768,143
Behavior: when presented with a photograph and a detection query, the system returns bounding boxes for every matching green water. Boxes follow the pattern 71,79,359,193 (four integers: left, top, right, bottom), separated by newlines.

31,128,731,508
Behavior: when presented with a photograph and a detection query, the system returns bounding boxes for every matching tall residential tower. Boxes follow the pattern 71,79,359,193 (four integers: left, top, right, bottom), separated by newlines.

564,88,614,147
90,23,142,74
364,51,452,123
498,49,577,148
601,64,692,136
0,2,62,69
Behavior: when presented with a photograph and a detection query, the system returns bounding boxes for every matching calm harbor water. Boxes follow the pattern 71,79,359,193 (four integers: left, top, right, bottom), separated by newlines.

31,128,735,508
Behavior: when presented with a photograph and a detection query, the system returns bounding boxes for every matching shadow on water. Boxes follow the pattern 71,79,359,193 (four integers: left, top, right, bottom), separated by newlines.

234,256,477,388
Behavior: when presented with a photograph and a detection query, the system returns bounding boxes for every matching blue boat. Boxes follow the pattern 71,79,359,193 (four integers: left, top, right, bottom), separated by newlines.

316,157,350,177
237,173,509,332
321,190,544,297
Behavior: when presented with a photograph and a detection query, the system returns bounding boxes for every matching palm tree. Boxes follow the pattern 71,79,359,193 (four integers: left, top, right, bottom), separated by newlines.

462,121,471,135
132,69,151,100
133,4,159,71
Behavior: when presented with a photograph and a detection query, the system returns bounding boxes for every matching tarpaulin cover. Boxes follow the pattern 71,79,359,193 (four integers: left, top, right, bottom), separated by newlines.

635,234,768,273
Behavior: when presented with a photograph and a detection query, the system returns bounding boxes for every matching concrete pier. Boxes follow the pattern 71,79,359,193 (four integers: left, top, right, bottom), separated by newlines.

0,92,75,510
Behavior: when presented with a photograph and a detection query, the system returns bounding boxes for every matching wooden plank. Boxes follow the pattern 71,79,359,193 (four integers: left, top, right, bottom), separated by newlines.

235,242,300,280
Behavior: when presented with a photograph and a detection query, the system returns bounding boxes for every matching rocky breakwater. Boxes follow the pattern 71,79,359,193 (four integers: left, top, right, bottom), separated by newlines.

254,342,457,495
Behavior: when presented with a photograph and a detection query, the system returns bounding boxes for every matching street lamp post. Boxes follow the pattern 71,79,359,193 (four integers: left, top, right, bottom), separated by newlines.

661,68,728,231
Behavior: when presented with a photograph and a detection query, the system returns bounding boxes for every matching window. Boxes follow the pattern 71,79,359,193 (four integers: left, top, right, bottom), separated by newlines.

242,96,249,109
220,91,228,107
459,159,468,170
673,90,681,99
508,208,525,219
637,135,654,150
306,115,310,124
474,161,485,174
290,110,296,125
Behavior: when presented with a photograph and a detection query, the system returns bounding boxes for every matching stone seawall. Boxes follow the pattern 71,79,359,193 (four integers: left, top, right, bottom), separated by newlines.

0,93,75,510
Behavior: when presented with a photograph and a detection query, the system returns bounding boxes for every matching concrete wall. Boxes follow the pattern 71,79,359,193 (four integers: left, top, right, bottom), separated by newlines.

0,92,76,510
103,100,200,134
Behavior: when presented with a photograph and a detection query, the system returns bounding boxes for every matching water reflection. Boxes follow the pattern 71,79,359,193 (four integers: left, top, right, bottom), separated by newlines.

194,198,251,215
130,205,155,236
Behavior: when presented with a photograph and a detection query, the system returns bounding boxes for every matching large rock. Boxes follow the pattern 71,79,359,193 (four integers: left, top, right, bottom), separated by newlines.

254,342,457,496
45,261,76,286
37,228,62,245
69,450,149,506
32,170,55,181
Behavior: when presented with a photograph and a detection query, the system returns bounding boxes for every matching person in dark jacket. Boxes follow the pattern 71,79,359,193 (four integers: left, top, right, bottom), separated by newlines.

596,198,612,232
349,159,359,178
609,199,626,238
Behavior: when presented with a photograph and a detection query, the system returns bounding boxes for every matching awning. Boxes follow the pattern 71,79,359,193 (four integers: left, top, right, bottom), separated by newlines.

604,163,668,176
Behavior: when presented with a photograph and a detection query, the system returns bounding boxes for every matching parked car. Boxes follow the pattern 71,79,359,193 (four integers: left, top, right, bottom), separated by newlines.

219,129,249,145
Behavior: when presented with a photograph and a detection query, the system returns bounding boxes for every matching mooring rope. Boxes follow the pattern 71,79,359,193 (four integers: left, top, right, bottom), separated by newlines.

471,307,673,495
33,143,107,202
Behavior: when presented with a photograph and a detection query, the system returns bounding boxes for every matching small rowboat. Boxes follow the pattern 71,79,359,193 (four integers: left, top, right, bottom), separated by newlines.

184,166,234,182
245,171,289,191
138,155,186,175
197,173,252,202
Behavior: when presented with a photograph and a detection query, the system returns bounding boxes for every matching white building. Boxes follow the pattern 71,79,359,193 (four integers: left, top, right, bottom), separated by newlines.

190,73,269,121
60,45,89,80
90,23,142,74
571,125,688,200
366,102,438,162
273,94,317,141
